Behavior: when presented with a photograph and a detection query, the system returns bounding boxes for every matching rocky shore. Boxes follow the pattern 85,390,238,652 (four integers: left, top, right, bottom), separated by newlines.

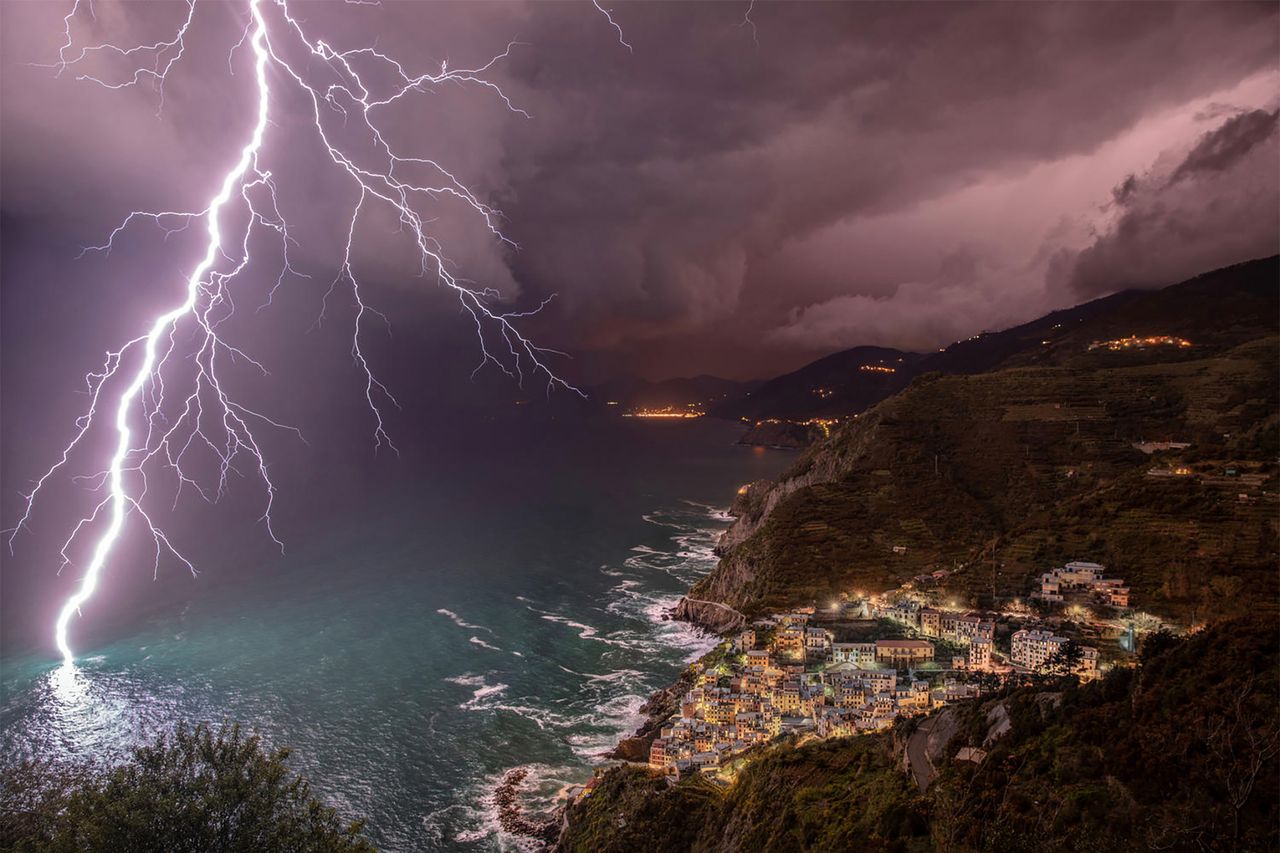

671,595,746,634
606,662,699,762
494,767,561,849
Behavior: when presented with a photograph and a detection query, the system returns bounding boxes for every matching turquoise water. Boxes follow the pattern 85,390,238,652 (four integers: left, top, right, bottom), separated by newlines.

0,416,789,851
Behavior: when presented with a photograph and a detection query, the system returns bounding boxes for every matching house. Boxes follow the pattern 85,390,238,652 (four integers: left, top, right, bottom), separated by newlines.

919,608,942,637
1035,560,1130,608
773,627,806,660
943,679,980,701
804,626,832,655
875,638,935,666
968,637,993,670
830,642,877,666
648,738,667,769
1010,628,1063,669
1011,628,1099,679
734,629,757,651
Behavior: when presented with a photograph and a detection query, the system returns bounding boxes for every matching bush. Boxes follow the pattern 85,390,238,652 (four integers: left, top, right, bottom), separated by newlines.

0,722,375,852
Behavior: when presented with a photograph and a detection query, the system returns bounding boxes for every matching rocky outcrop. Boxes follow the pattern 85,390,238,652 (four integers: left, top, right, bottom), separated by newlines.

495,767,561,849
671,596,746,634
607,673,696,761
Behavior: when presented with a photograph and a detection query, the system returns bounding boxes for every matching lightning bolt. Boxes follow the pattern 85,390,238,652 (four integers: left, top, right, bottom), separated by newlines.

13,0,587,665
738,0,759,48
592,0,632,53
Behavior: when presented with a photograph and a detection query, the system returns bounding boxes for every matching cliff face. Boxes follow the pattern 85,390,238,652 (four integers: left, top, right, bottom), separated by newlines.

716,415,880,557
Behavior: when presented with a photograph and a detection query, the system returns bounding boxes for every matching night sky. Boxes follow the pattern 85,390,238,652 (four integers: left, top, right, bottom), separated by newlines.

3,2,1277,388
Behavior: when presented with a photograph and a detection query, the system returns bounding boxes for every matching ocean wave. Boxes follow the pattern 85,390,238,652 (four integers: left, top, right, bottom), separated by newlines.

469,636,503,653
449,673,510,711
436,608,496,635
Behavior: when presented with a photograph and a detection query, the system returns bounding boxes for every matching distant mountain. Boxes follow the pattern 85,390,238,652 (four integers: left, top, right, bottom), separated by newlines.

711,346,923,421
714,255,1280,422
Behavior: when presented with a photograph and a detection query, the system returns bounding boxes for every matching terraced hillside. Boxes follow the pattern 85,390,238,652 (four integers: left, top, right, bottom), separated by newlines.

690,257,1279,624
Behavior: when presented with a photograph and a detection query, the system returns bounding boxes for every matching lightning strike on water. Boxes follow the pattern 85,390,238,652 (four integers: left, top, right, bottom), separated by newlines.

12,0,603,665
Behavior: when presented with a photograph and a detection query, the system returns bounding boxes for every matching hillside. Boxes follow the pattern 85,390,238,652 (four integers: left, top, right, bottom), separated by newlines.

557,617,1279,852
713,256,1279,424
712,346,921,421
690,257,1279,624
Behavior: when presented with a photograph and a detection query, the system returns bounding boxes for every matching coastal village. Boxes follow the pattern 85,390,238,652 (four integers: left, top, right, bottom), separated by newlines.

630,559,1132,784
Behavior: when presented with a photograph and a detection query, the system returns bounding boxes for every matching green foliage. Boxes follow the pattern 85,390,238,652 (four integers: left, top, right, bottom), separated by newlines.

929,616,1280,851
561,737,930,853
0,722,375,853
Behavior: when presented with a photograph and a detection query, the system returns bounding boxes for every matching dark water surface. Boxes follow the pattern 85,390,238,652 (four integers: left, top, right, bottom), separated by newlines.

0,415,790,851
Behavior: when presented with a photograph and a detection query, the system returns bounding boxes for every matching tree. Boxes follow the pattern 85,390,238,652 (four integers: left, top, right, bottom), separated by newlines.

1045,639,1085,679
1202,677,1280,847
0,722,375,852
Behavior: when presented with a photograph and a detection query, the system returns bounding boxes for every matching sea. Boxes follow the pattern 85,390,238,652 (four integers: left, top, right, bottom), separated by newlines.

0,414,791,851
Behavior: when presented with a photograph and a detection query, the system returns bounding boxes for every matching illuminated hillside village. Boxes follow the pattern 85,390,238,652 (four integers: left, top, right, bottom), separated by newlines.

625,560,1138,784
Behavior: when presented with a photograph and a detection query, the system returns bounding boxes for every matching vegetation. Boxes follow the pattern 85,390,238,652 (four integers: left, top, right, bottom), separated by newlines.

929,616,1280,851
692,258,1279,623
559,618,1279,852
560,736,928,853
0,722,375,853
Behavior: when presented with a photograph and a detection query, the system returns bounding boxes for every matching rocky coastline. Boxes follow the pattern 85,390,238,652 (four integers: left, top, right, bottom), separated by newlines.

493,767,562,848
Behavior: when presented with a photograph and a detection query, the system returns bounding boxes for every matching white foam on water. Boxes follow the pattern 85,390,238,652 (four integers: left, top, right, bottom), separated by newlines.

469,636,503,652
479,500,731,845
436,608,496,635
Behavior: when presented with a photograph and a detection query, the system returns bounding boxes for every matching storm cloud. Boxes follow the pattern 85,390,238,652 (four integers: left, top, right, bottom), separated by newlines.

2,1,1277,380
1060,107,1279,298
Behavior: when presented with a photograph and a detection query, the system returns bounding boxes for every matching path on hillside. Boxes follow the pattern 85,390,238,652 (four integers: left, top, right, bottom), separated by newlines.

907,708,959,792
907,717,938,791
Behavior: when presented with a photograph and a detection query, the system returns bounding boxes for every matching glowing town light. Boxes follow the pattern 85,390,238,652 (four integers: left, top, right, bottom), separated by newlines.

17,0,590,664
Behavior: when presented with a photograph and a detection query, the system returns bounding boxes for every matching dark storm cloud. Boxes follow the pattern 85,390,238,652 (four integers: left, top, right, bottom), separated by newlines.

493,1,1276,375
1060,107,1280,298
2,1,1278,380
1170,108,1280,182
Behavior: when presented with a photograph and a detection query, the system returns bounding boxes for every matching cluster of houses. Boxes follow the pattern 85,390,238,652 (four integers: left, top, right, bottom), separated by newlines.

871,598,998,674
873,591,1101,681
645,559,1116,780
647,610,982,779
1034,560,1130,608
